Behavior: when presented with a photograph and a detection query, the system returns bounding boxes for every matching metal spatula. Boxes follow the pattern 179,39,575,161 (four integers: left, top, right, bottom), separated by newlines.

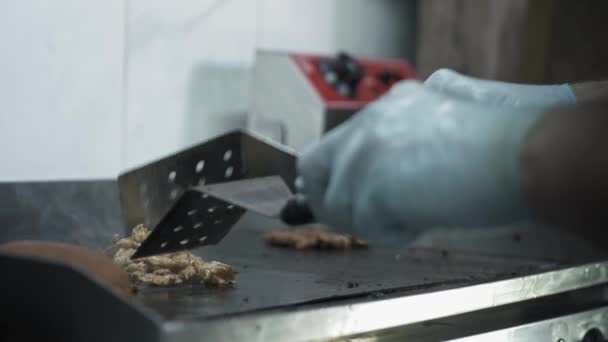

197,176,315,224
131,176,315,259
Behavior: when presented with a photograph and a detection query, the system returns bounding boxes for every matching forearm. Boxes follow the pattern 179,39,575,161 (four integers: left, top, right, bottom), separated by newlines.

520,99,608,243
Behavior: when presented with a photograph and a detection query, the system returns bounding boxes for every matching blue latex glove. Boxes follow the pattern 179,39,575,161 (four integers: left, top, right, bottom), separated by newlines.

425,69,576,108
297,80,570,246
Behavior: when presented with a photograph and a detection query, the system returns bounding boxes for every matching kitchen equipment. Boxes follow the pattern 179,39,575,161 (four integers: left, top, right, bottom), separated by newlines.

117,130,299,259
2,174,608,341
132,176,318,259
197,176,315,224
248,50,416,153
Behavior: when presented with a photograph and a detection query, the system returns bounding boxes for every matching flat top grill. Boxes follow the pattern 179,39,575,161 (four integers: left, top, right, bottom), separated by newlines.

0,180,551,320
134,213,548,322
2,180,608,341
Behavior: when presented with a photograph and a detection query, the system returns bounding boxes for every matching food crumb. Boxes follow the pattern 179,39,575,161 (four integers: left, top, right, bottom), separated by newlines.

346,281,359,288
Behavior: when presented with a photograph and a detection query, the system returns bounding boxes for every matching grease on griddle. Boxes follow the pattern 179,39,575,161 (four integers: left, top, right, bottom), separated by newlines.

346,281,360,288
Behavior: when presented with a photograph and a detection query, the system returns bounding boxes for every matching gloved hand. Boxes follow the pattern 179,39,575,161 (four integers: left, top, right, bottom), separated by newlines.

297,80,562,246
424,69,576,108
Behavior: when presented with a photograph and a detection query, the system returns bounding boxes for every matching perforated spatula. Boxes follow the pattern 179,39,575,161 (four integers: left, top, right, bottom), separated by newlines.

131,176,315,259
198,176,315,225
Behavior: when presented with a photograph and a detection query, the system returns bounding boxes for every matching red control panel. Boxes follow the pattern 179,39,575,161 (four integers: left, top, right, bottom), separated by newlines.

291,52,416,110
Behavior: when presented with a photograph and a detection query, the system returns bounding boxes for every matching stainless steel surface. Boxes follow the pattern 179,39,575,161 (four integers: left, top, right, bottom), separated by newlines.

197,176,292,218
131,190,247,259
119,130,297,257
0,180,124,248
164,261,608,341
118,129,297,232
248,50,326,153
448,307,608,342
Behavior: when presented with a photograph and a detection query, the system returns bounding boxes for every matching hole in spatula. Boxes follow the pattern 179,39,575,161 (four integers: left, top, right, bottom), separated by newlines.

225,166,234,178
199,236,208,243
193,222,203,229
160,242,168,248
195,160,205,173
168,171,176,183
223,150,232,161
173,226,183,232
179,239,189,246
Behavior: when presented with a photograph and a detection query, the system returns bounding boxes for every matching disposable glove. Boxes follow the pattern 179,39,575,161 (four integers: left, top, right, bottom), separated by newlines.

297,81,554,246
424,69,576,108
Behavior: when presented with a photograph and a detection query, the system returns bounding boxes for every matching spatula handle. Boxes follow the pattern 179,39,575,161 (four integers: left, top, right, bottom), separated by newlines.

279,194,316,225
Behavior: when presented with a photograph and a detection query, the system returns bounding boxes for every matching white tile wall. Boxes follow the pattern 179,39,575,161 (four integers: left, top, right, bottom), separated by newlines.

0,0,125,180
0,0,415,179
123,0,258,169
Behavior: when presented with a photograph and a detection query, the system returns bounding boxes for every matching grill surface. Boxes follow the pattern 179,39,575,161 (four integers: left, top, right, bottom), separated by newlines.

135,213,547,321
0,179,603,325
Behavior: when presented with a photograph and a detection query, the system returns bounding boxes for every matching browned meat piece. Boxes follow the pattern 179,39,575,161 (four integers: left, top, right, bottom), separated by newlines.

0,240,135,296
263,226,368,250
108,225,237,287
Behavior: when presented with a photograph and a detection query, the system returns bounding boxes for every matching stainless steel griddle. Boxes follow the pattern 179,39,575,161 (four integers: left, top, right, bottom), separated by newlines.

1,131,608,341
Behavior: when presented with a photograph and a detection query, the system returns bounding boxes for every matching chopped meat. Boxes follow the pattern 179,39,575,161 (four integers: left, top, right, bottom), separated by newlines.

264,226,368,250
108,225,236,287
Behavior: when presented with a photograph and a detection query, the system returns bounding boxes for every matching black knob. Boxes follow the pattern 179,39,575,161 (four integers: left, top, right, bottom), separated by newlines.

377,69,402,85
279,195,316,226
583,329,607,342
319,51,364,98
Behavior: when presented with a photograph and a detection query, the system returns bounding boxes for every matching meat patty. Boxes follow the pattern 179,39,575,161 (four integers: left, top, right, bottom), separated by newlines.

264,226,368,250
